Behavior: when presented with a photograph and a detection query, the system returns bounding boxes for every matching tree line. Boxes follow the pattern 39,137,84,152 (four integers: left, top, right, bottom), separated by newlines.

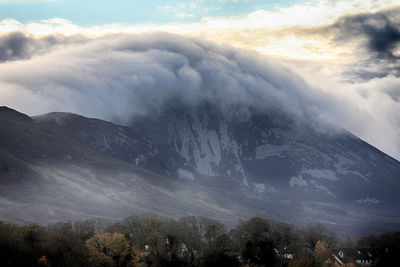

0,215,398,266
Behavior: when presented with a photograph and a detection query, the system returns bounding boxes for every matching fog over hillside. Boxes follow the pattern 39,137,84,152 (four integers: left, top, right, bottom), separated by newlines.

0,32,399,160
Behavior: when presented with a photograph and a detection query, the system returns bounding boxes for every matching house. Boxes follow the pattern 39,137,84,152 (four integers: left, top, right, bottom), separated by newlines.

141,245,152,257
141,241,190,258
165,237,190,256
332,254,344,265
354,249,375,266
275,246,296,260
179,242,189,256
333,248,375,266
282,246,295,259
334,248,354,265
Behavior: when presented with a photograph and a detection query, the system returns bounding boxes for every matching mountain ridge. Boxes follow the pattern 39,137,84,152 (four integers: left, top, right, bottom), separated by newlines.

0,105,399,237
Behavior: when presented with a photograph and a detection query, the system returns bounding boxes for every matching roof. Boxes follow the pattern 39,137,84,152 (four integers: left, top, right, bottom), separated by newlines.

336,247,376,262
354,248,375,260
333,255,344,265
276,246,297,254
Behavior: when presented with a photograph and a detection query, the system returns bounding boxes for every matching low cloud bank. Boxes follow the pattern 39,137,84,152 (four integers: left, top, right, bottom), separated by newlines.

0,32,399,160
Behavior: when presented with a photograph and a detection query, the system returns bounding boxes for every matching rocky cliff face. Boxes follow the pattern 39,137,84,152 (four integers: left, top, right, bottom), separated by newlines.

129,103,400,207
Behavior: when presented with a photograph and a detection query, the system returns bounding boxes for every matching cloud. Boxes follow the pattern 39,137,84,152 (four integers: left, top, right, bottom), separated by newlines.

197,0,399,29
0,31,400,161
0,32,312,120
319,6,400,81
0,31,88,62
0,1,397,75
0,32,31,61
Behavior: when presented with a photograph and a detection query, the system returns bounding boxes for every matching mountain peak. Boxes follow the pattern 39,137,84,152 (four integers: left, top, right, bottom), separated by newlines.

0,106,32,122
33,111,86,122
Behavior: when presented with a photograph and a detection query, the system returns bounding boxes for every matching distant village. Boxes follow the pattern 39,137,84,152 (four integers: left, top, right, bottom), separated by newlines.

0,215,398,267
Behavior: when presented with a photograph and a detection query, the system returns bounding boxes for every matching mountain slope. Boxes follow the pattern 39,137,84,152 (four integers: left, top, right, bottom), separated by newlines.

33,112,176,176
131,103,400,201
128,103,400,235
1,105,400,236
0,106,269,228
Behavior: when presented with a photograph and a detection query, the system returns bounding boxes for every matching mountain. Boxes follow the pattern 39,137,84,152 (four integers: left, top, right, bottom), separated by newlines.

1,105,399,237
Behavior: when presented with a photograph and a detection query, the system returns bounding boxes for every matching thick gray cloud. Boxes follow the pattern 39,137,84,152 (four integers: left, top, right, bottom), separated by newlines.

0,32,31,62
0,31,88,62
328,7,400,81
333,11,400,57
0,32,317,122
0,32,399,160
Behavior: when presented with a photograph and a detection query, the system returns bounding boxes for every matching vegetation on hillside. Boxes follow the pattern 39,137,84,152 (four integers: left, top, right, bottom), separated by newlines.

0,215,398,267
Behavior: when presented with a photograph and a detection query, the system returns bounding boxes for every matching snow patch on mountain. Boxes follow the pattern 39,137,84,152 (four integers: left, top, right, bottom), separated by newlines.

256,183,277,195
98,135,122,150
309,180,336,197
178,169,195,180
357,198,380,204
254,183,265,194
333,155,370,181
175,114,221,176
302,169,338,181
289,176,308,187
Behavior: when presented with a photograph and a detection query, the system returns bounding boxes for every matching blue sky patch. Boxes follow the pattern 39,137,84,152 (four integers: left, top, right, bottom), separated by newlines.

0,0,306,26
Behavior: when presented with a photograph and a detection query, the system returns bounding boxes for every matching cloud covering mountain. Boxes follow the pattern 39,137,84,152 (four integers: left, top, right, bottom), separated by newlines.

0,31,399,160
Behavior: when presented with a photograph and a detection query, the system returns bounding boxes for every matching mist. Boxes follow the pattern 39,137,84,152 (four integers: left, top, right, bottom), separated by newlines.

0,32,399,160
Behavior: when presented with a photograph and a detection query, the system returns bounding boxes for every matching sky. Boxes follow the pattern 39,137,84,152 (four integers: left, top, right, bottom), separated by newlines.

0,0,304,25
0,0,400,160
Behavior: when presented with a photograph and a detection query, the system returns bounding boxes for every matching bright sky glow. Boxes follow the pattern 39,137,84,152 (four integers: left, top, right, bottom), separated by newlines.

0,0,398,61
